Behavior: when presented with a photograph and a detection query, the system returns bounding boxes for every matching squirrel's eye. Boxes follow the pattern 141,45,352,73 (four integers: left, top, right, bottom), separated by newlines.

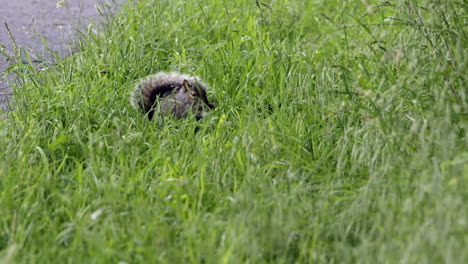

190,92,197,97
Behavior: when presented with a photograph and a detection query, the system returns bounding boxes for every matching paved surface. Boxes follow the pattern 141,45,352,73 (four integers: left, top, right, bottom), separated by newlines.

0,0,124,111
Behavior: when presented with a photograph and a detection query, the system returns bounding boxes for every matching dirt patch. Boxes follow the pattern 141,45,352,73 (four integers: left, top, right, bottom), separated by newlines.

0,0,124,111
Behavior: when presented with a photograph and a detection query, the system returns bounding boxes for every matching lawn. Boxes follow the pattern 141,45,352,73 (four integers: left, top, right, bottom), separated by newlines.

0,0,466,263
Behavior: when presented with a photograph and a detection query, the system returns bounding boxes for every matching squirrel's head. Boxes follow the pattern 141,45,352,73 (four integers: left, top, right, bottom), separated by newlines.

164,79,215,120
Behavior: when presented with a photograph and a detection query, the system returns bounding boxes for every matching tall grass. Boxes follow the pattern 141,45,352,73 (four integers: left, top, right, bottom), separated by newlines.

0,0,466,263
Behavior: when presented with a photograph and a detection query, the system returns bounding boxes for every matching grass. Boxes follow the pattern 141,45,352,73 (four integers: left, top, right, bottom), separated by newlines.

0,0,466,263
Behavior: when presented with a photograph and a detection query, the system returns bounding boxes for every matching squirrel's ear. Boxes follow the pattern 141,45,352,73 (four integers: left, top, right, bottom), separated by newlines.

182,79,190,92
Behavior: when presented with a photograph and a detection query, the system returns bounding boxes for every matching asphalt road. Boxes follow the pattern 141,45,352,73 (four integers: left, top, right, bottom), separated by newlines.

0,0,124,111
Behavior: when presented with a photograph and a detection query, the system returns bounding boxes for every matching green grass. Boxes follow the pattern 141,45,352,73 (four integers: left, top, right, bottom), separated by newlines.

0,0,467,263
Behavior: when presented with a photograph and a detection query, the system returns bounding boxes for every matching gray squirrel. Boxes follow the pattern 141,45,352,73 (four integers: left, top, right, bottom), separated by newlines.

131,72,215,120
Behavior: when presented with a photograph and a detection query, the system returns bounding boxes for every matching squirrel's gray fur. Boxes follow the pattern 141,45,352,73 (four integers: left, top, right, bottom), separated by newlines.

131,72,215,120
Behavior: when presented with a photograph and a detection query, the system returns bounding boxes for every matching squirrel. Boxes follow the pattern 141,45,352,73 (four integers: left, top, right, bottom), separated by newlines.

131,72,215,120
